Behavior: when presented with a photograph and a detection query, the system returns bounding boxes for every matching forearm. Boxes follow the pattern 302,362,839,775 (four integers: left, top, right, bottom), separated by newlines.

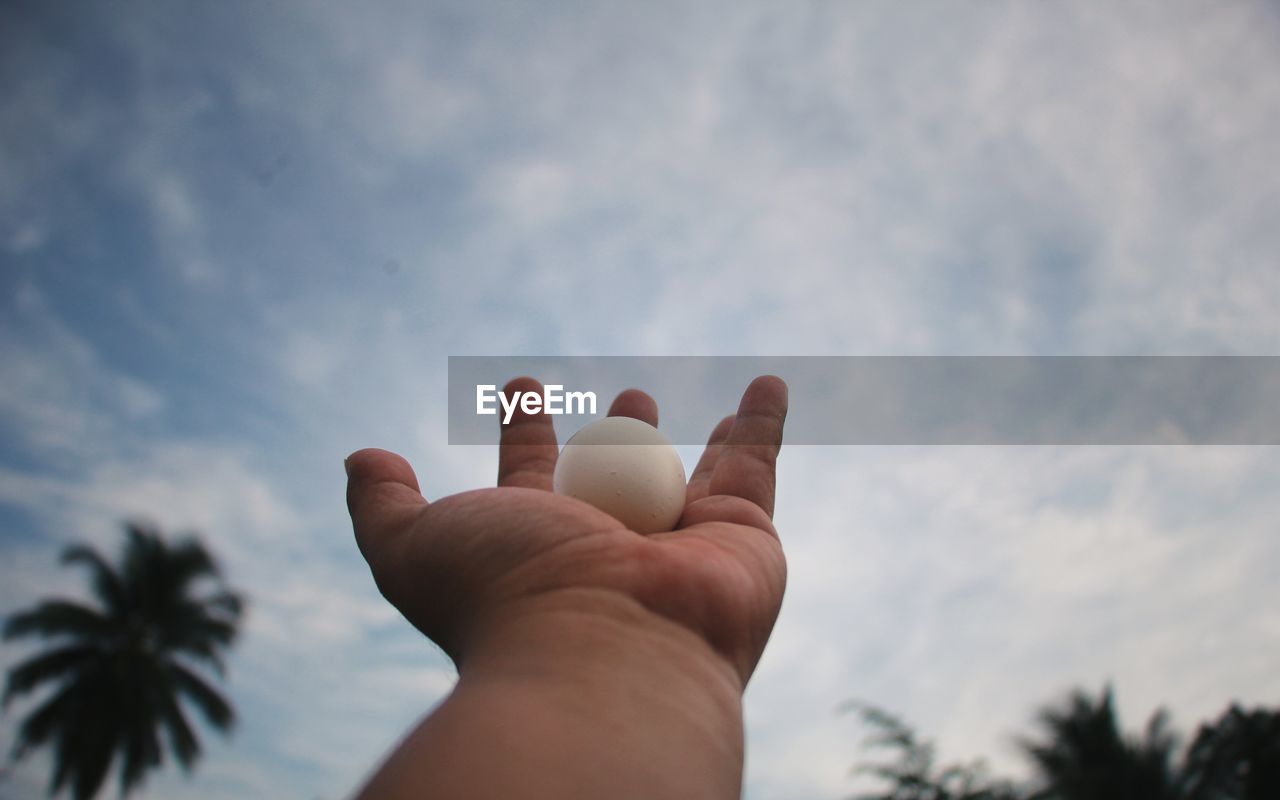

356,589,747,800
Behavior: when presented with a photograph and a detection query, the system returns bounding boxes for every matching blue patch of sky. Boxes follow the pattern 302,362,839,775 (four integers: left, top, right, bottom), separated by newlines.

0,505,54,548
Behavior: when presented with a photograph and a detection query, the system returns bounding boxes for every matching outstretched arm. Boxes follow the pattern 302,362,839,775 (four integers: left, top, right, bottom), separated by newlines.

345,376,788,799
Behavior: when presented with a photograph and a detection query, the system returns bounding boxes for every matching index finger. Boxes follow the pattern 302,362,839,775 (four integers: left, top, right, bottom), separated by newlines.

707,376,788,518
497,376,559,490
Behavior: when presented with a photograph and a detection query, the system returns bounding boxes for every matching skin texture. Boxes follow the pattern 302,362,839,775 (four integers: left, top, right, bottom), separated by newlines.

345,375,788,799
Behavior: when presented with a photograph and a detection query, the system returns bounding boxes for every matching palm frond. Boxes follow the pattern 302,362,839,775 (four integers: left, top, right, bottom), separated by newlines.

45,678,119,800
69,711,118,800
3,599,114,642
1142,708,1178,758
120,520,166,599
156,600,242,676
165,537,222,587
168,662,236,731
119,693,165,793
163,605,240,648
166,636,228,676
12,681,80,755
2,644,100,707
205,589,245,617
61,543,126,613
157,690,200,770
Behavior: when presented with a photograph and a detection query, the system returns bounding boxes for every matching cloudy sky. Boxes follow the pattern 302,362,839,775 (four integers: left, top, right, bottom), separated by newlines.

2,1,1279,798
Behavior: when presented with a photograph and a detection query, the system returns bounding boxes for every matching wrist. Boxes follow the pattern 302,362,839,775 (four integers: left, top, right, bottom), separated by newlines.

450,587,746,799
461,586,745,694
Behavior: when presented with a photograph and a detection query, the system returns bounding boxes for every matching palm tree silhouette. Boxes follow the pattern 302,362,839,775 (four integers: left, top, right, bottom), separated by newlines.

847,688,1278,800
1181,704,1280,800
844,701,1023,800
1018,685,1181,800
2,521,245,799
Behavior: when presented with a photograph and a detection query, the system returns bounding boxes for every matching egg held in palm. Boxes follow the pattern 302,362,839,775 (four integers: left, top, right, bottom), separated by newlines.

552,416,687,534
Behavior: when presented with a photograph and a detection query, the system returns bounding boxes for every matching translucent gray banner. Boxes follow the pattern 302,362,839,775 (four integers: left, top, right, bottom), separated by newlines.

447,357,1280,445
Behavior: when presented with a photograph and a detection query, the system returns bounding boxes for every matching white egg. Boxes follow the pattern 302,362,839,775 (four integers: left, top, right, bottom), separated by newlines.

553,416,687,534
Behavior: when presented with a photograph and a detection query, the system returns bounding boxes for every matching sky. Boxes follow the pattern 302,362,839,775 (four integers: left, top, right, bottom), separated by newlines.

2,1,1279,798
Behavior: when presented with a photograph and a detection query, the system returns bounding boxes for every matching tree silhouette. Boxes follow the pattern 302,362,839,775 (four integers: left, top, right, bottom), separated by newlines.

1017,685,1181,800
1181,704,1280,800
843,701,1022,800
849,687,1280,800
3,521,245,799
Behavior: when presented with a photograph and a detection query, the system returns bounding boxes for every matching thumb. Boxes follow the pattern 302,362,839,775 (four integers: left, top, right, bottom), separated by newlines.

346,448,428,565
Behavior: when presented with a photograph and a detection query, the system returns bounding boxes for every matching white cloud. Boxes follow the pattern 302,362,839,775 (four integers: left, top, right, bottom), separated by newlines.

0,287,167,460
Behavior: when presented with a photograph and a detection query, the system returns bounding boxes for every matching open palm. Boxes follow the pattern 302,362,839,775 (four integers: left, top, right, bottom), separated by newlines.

346,376,787,687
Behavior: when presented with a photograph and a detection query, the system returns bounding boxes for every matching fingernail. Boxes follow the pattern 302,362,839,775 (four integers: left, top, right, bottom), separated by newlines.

343,456,351,477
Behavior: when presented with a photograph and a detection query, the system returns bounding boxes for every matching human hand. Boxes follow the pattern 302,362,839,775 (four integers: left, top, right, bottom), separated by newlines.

345,375,787,689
